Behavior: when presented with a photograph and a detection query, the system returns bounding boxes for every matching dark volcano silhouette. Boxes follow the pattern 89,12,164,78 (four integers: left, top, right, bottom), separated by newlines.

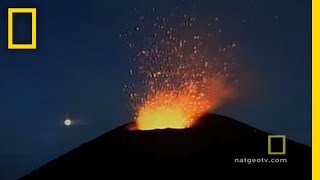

21,114,311,179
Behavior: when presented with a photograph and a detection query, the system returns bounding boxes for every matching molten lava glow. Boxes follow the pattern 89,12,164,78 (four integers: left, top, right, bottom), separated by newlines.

138,105,188,130
136,89,209,130
135,80,235,130
124,13,237,130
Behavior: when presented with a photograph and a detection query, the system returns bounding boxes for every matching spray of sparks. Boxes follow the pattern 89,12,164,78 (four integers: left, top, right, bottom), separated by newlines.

123,13,237,130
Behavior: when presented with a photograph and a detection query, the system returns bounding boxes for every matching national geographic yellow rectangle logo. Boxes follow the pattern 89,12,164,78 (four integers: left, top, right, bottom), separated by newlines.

8,8,37,49
268,135,286,155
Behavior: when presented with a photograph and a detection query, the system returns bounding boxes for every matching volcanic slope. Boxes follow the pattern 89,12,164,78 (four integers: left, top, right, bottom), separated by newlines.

21,114,311,179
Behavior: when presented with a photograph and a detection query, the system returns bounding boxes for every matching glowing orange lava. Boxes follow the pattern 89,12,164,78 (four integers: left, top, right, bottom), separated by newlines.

124,13,237,130
136,88,209,130
134,79,235,130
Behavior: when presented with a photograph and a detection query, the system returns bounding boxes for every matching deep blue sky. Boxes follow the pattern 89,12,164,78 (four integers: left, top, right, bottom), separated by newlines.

0,0,311,179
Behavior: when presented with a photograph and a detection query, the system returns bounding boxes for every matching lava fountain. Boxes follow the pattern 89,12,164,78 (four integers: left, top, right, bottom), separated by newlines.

124,14,237,130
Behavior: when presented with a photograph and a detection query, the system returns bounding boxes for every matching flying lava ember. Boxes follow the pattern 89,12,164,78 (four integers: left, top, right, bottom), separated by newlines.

123,13,237,130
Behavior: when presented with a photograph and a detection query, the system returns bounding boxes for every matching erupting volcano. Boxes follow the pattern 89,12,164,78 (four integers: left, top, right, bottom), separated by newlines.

21,14,311,180
125,14,237,130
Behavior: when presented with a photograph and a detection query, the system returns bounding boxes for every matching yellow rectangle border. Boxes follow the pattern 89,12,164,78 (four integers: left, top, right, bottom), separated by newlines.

268,135,286,155
313,0,318,180
8,8,37,49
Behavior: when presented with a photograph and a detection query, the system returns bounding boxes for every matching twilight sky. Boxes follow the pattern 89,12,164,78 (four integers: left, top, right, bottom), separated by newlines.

0,0,311,179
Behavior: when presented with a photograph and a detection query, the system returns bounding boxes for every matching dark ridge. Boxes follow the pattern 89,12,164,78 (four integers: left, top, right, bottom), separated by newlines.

21,114,311,179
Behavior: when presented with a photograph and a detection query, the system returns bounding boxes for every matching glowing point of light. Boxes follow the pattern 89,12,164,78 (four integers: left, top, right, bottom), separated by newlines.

64,119,72,126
